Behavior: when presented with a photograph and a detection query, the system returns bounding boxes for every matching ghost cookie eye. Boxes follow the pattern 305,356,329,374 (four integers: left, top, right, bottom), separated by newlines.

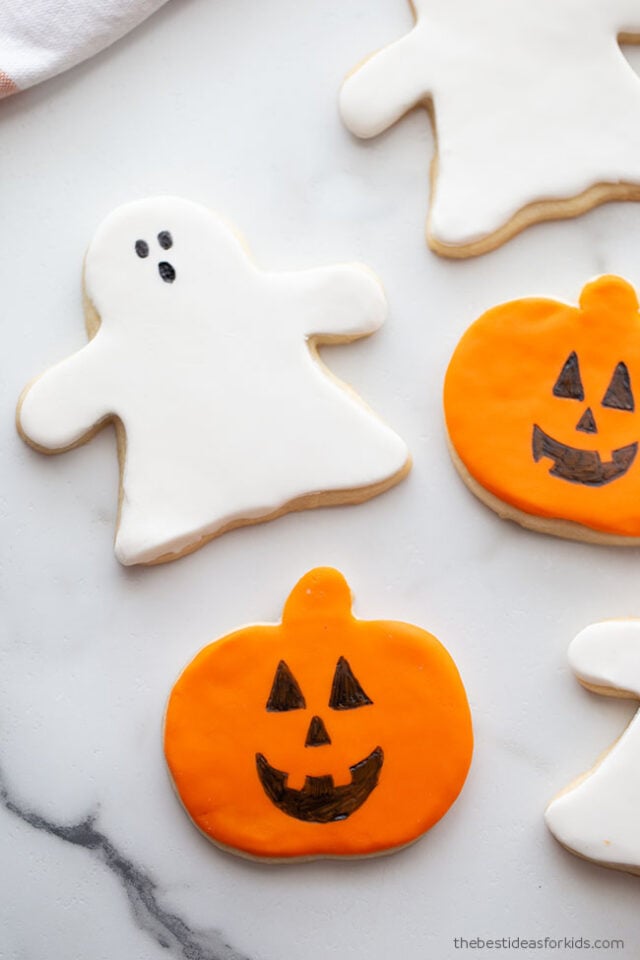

158,230,173,251
135,239,149,258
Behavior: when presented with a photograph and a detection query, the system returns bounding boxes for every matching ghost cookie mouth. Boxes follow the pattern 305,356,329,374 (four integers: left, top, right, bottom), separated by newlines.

158,261,176,283
532,424,637,486
255,746,383,823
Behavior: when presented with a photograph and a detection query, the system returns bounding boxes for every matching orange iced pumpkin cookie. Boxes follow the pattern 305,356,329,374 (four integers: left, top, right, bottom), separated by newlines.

164,568,473,860
445,276,640,544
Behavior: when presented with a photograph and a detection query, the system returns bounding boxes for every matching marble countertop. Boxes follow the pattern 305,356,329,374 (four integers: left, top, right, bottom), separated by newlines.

2,1,640,957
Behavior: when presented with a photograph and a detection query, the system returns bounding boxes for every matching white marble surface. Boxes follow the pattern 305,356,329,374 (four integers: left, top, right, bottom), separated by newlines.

2,1,640,957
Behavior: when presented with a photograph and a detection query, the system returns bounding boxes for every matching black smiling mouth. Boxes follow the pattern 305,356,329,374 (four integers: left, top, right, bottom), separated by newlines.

256,746,383,823
532,424,638,486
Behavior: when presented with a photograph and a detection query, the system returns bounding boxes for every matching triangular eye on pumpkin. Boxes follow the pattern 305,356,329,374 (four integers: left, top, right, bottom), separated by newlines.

602,362,634,412
553,351,584,401
266,660,305,712
329,656,373,710
164,567,473,860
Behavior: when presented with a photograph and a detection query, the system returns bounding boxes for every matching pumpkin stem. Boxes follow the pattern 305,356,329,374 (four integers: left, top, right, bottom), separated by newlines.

282,567,353,624
579,276,639,319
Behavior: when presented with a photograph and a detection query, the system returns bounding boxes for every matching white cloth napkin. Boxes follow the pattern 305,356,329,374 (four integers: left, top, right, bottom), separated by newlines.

0,0,169,99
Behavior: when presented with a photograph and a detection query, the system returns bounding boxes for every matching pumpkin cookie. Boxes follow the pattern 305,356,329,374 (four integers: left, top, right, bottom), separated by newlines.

546,620,640,877
444,276,640,544
164,568,473,860
340,1,640,258
16,197,410,566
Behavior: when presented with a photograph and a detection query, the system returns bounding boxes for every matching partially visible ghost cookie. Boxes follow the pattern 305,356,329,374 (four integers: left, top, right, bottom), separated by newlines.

340,0,640,257
546,620,640,877
164,567,473,860
17,197,410,565
444,276,640,544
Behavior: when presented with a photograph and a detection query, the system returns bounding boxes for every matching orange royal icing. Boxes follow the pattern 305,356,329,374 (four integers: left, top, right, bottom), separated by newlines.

445,276,640,538
164,568,473,860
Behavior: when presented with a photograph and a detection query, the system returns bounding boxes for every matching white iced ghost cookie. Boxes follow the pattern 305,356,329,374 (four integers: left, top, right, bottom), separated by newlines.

17,197,410,566
340,0,640,258
546,621,640,876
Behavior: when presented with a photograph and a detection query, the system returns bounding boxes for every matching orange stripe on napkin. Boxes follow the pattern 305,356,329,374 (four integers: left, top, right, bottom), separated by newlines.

0,71,18,98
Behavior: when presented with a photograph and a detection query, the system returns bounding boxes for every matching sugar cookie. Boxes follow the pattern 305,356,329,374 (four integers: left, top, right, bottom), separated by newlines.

546,620,640,877
340,1,640,257
17,197,410,565
164,568,473,860
444,276,640,544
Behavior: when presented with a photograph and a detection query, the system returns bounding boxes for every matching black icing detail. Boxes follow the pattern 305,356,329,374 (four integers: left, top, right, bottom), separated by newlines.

576,407,598,434
158,230,173,251
158,261,176,283
305,715,332,747
256,747,383,823
532,424,637,486
329,656,373,711
553,351,584,401
266,660,306,712
135,240,149,259
602,362,635,412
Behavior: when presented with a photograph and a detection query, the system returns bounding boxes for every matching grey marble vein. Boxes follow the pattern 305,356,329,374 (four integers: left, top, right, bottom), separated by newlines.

0,769,249,960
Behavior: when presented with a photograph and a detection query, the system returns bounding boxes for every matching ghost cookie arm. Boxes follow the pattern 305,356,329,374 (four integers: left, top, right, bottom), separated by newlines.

275,264,387,341
17,339,114,452
569,621,640,698
340,29,430,138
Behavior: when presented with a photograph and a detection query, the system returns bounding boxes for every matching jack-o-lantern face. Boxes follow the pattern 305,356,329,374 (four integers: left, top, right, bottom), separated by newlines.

532,352,637,486
164,568,473,860
444,276,640,540
257,656,382,823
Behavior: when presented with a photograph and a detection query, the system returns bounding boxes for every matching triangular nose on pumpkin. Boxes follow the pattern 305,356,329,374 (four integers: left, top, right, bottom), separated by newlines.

282,567,353,625
576,407,598,434
305,715,332,747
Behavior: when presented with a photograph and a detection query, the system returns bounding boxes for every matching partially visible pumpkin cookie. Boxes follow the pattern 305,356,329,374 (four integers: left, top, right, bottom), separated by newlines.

444,276,640,544
164,568,473,860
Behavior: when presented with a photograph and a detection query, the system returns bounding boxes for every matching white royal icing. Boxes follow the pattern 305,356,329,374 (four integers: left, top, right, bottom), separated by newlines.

545,620,640,872
340,0,640,249
18,197,409,565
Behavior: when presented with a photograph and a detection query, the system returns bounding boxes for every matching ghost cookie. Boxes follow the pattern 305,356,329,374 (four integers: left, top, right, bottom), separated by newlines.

340,1,640,257
164,567,473,861
444,276,640,544
17,197,410,565
546,620,640,877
